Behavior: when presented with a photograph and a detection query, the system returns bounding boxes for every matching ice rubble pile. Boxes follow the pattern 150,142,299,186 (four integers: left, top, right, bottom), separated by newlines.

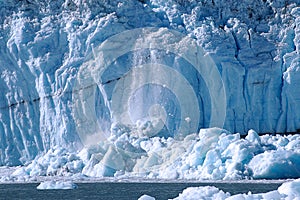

11,147,83,181
9,127,300,181
0,0,299,166
145,178,300,200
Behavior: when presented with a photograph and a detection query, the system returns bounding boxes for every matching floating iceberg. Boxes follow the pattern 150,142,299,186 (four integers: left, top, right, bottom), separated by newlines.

172,186,230,200
138,194,156,200
36,181,77,190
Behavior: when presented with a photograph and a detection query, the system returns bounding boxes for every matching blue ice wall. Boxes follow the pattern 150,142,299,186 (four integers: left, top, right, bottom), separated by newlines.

0,0,299,165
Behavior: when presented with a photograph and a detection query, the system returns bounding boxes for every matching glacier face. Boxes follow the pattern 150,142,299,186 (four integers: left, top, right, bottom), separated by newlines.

0,0,299,165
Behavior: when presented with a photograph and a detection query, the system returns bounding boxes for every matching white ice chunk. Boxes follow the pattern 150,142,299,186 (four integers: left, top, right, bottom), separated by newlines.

138,194,156,200
278,179,300,199
36,181,77,190
172,186,230,200
249,150,300,179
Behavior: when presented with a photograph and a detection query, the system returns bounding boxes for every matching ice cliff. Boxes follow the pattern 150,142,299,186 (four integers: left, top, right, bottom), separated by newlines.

0,0,299,165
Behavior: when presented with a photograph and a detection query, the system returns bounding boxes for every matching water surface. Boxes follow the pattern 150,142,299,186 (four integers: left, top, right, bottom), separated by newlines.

0,182,283,200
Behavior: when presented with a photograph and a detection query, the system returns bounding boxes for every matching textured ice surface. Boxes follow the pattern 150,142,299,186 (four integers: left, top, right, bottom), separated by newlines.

11,146,84,179
0,0,299,167
249,150,300,179
4,128,300,182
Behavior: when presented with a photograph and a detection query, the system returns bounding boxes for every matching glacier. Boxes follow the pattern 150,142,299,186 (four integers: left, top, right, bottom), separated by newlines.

0,0,299,171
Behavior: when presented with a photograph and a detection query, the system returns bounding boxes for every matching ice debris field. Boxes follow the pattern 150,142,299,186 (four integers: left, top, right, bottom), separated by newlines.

6,127,300,181
138,179,300,200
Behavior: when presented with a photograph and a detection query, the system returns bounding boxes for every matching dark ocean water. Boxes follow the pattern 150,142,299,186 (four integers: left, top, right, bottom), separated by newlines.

0,182,282,200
